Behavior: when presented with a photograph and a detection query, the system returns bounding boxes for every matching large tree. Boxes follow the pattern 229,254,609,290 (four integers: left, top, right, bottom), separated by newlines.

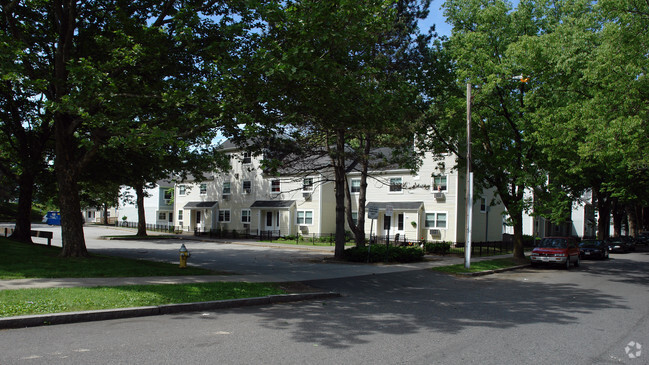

237,0,433,257
2,1,253,256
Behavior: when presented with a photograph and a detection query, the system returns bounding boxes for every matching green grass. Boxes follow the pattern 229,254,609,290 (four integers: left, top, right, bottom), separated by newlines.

0,282,286,317
431,257,529,274
0,237,221,279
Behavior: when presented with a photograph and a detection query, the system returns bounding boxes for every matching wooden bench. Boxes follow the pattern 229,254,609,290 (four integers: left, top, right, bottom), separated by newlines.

31,230,54,246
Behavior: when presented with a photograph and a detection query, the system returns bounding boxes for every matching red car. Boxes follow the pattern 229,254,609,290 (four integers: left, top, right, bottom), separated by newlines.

530,237,580,269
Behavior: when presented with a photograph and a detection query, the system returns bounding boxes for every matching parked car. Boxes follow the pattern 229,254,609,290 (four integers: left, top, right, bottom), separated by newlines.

530,237,580,269
606,237,631,253
579,239,609,260
620,236,636,251
637,232,649,245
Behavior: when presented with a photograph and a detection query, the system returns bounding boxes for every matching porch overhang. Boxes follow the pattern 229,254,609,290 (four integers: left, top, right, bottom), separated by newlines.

250,200,296,210
183,201,218,210
365,201,424,211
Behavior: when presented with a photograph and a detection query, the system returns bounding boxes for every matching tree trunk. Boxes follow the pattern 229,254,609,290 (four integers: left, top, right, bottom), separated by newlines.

10,172,35,244
56,160,88,257
333,129,347,258
103,205,109,225
595,189,611,239
612,199,623,237
345,134,370,247
510,209,525,259
135,185,147,236
627,204,638,237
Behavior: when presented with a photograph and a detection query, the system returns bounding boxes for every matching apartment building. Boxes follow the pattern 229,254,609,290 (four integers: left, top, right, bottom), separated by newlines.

173,141,506,243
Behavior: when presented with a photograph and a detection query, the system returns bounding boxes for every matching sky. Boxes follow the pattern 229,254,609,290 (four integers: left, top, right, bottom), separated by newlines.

420,1,452,38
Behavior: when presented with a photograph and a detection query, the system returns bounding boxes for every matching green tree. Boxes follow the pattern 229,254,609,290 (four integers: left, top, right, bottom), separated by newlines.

239,0,432,257
2,1,253,256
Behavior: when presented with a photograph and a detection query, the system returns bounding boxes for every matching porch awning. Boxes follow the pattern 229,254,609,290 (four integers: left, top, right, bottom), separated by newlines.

250,200,296,209
183,201,218,210
365,201,424,211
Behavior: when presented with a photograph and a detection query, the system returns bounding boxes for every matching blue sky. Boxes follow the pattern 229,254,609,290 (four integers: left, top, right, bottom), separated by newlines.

420,1,452,37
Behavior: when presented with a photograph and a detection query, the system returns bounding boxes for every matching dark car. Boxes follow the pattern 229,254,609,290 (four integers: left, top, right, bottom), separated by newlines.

620,236,636,252
579,239,609,260
530,237,580,269
606,237,629,253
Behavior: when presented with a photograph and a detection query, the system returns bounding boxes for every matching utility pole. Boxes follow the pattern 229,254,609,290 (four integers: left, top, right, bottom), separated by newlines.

465,83,473,269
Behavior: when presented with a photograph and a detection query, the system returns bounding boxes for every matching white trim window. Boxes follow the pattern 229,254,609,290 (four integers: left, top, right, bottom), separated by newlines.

178,185,186,196
241,209,251,223
271,179,281,193
158,212,167,220
389,177,403,193
242,151,252,164
350,179,361,193
302,177,314,191
218,210,231,223
297,210,313,225
243,180,252,194
425,212,447,229
432,175,448,192
222,181,231,195
200,183,207,195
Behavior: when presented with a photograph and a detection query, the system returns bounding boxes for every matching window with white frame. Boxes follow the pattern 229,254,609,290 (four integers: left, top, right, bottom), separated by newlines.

351,211,358,225
164,189,172,200
389,177,403,192
158,212,166,220
242,180,252,194
178,210,183,221
242,151,252,164
432,175,448,192
241,209,251,223
200,183,207,195
350,179,361,193
178,185,186,196
218,210,231,222
222,181,231,195
302,177,313,191
297,210,313,225
425,212,447,229
271,179,280,193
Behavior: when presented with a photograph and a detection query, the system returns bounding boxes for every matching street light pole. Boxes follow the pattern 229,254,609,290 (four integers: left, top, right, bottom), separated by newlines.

465,83,473,269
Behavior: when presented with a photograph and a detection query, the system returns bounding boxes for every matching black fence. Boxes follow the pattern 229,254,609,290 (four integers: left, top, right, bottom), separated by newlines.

118,221,176,233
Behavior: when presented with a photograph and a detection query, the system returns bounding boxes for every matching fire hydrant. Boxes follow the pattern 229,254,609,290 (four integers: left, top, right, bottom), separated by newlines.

179,244,190,268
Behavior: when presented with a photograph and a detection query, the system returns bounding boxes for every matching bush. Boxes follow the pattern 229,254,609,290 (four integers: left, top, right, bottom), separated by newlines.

425,242,451,255
344,245,424,263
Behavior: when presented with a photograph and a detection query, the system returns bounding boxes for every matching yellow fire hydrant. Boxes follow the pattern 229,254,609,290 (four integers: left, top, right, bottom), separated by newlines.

179,244,190,268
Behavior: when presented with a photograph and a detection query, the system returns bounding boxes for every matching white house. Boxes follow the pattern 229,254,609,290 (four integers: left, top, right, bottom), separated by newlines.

116,180,175,227
173,141,506,244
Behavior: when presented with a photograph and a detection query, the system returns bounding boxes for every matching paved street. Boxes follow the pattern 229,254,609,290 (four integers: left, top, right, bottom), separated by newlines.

1,225,648,364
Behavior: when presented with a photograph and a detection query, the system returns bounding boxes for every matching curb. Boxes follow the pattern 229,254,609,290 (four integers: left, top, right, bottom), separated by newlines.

0,292,340,330
458,264,531,277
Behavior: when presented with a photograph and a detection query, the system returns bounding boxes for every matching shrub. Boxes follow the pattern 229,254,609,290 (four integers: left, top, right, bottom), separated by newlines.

425,242,451,255
344,245,424,263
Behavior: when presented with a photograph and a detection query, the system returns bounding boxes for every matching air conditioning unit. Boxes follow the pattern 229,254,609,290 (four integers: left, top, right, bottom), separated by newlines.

222,195,230,201
434,192,445,200
164,199,171,206
302,192,312,199
244,188,251,194
299,225,309,233
429,229,441,236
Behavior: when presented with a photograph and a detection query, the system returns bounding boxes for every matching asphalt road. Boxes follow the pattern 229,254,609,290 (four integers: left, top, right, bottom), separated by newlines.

1,225,648,364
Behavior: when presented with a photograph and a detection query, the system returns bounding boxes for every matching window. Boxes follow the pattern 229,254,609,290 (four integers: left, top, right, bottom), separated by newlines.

168,212,173,223
398,213,404,231
164,189,173,200
222,181,231,195
303,177,313,191
425,212,447,229
178,185,186,196
432,175,448,192
389,177,402,192
241,209,251,223
219,210,231,222
480,198,487,212
200,183,207,195
243,180,252,194
158,212,166,220
297,210,313,225
178,210,183,221
351,211,358,225
271,179,280,193
242,151,252,164
350,179,361,193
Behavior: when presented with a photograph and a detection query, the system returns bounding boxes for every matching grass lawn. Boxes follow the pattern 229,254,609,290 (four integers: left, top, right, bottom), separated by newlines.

0,237,297,317
0,282,287,317
431,257,529,274
0,237,219,279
